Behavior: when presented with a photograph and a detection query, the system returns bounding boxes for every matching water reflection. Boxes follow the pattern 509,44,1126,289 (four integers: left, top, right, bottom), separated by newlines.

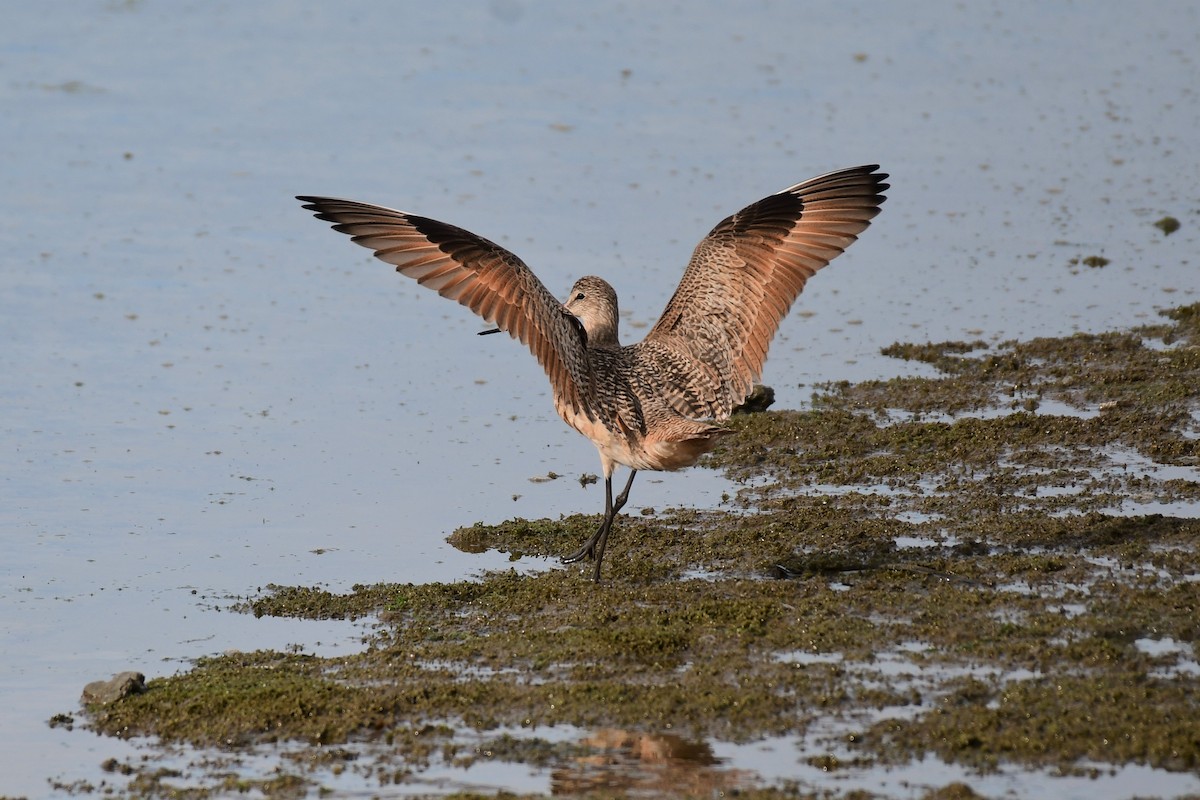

552,728,756,796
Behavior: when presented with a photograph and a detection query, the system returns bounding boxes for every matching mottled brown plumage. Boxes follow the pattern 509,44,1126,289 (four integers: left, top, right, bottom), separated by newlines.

297,164,888,580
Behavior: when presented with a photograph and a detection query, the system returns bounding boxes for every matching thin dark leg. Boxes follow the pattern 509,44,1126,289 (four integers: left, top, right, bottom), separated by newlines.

561,470,638,580
562,475,613,564
612,470,636,513
591,469,636,580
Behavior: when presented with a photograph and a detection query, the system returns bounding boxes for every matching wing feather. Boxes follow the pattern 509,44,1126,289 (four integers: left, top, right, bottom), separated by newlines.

297,196,592,418
644,165,888,418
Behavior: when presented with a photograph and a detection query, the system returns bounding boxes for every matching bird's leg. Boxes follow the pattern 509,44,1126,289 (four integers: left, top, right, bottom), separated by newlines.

590,470,628,582
590,469,636,581
611,469,637,514
561,470,638,578
561,475,614,564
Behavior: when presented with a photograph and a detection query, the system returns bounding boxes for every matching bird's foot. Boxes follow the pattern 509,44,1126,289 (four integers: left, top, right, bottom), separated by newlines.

561,526,604,564
561,540,596,564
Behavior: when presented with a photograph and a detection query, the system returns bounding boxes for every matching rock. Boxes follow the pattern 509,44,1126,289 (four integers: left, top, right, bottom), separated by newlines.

81,671,145,706
733,384,775,414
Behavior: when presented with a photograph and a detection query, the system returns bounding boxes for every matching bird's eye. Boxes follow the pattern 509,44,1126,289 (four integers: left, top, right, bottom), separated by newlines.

575,292,585,301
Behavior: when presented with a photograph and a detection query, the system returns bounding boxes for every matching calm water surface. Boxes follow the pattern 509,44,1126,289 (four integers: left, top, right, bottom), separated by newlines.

2,2,1198,796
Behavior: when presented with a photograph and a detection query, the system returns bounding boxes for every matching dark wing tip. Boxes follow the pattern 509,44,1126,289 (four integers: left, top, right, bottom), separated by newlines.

864,166,890,202
296,196,338,220
865,166,890,201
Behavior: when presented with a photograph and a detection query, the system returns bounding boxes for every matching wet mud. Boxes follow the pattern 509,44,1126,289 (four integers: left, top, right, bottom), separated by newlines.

73,305,1199,798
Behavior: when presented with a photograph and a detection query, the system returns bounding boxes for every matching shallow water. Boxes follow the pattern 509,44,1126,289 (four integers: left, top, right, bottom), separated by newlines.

3,1,1198,796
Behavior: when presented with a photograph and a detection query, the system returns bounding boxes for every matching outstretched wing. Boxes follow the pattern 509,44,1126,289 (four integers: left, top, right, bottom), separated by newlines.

297,196,593,419
642,165,888,418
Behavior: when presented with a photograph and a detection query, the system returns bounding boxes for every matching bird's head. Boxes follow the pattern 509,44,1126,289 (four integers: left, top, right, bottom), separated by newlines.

565,276,620,349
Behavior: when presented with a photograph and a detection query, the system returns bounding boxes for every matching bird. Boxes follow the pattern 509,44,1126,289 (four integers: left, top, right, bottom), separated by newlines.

297,164,888,580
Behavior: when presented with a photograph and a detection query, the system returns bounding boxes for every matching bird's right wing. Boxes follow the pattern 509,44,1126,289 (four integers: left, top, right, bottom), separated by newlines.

297,196,594,419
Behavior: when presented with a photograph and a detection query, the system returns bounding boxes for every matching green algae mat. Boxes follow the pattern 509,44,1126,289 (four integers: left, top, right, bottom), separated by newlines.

75,305,1200,798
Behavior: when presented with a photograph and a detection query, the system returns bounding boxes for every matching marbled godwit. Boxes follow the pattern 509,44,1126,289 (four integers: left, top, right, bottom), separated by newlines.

298,164,887,580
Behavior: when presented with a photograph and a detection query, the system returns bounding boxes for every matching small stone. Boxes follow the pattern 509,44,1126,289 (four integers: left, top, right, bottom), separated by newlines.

733,384,775,414
82,671,145,705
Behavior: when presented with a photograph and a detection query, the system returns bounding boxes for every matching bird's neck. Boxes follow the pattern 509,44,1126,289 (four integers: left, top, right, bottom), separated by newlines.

586,320,621,350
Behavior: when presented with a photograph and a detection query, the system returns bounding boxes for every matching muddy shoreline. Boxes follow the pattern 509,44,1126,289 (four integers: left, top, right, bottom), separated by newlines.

67,305,1199,798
